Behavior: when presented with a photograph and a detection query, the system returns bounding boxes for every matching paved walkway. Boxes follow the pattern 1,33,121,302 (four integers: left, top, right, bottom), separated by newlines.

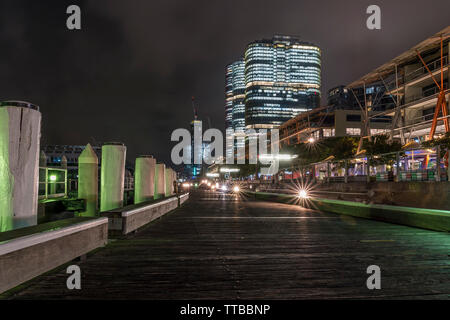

7,191,450,299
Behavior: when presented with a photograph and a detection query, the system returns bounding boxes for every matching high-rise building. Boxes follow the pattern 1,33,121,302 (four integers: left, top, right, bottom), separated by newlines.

230,60,246,132
225,60,246,131
187,119,203,178
225,59,246,157
183,117,211,179
225,64,234,132
244,35,321,129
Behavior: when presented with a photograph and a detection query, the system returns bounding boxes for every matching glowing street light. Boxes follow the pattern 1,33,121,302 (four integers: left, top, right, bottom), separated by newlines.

233,185,240,193
259,154,298,161
206,173,220,178
298,189,309,199
220,167,240,173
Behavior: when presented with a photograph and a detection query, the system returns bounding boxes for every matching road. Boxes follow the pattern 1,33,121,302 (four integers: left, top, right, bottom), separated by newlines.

6,190,450,299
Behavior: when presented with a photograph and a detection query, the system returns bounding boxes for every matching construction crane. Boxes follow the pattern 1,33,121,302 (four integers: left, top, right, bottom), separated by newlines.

191,96,198,120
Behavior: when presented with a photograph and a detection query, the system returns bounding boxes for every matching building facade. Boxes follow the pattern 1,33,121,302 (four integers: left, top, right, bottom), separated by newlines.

225,64,234,132
230,60,246,132
279,106,392,147
244,35,321,129
225,35,321,131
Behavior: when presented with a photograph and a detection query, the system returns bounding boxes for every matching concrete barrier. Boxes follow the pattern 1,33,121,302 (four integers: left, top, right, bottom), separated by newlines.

102,193,189,236
250,191,450,232
0,217,108,294
179,193,189,206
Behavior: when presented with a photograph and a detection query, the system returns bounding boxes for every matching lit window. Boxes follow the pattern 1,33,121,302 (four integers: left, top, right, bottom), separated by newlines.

346,128,361,136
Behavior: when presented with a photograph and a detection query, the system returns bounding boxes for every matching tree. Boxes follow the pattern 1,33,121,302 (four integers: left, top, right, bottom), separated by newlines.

362,134,402,166
280,136,359,166
421,132,450,156
236,164,258,178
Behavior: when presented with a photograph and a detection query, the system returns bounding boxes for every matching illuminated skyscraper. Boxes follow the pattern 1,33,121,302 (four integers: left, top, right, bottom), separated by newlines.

244,35,321,129
225,59,246,158
225,60,246,132
225,64,234,132
230,60,246,132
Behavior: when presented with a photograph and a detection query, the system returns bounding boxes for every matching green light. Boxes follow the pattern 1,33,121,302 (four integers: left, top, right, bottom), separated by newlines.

49,175,57,182
0,108,13,232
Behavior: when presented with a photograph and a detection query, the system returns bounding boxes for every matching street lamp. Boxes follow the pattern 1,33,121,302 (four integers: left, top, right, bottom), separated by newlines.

298,189,309,199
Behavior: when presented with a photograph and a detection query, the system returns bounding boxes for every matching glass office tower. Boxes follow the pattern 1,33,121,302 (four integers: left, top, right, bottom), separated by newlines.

225,64,234,132
230,60,246,132
244,35,321,129
225,60,246,158
225,59,246,132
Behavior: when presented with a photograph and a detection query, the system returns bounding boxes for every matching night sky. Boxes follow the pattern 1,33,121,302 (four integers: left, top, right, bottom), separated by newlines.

1,0,449,165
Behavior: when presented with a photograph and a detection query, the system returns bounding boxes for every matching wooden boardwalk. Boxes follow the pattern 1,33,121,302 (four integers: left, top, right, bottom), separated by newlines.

6,191,450,299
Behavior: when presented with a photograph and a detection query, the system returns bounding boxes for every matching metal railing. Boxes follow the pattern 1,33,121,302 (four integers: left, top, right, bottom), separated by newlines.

385,56,449,91
38,167,68,200
405,56,448,83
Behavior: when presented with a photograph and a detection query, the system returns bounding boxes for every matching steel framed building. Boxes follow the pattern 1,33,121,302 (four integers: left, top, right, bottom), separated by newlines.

346,26,450,146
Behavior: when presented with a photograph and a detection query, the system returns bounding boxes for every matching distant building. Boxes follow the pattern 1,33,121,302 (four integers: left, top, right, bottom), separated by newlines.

279,106,392,147
327,86,354,109
41,144,134,192
225,64,234,132
42,145,102,167
184,118,210,179
230,60,246,131
225,59,246,158
327,85,396,112
225,35,322,131
244,35,321,129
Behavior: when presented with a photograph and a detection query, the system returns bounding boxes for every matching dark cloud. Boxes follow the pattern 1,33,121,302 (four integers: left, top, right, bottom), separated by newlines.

0,0,449,165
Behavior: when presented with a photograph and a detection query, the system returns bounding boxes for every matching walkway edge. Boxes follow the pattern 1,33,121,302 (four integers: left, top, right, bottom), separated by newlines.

102,193,190,236
0,217,108,294
250,191,450,232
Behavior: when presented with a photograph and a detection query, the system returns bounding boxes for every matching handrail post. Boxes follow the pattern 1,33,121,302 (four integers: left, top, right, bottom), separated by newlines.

395,152,400,182
344,160,348,184
436,145,441,182
327,162,331,183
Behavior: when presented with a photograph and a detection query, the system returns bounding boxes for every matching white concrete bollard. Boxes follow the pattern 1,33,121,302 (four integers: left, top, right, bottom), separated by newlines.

100,142,126,212
134,155,156,204
154,163,166,199
78,144,99,216
165,168,172,197
0,101,41,231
